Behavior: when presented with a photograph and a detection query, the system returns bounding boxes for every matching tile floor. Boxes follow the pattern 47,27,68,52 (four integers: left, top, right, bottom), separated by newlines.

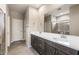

8,42,39,55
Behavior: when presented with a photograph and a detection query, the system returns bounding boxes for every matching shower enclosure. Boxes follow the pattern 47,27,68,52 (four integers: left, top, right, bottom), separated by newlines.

0,8,5,55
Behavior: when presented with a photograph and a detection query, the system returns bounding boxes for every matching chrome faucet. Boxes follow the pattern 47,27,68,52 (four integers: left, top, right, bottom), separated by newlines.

60,32,66,38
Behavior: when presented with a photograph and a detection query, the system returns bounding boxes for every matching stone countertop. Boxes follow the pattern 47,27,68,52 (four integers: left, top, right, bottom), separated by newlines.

31,32,79,51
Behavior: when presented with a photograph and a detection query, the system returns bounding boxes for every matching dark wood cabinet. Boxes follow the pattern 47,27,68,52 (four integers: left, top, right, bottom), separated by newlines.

45,42,55,55
31,35,37,49
31,34,79,55
55,49,67,55
31,35,45,55
36,38,45,55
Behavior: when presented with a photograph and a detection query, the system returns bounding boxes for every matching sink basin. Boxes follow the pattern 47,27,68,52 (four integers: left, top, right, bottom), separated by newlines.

57,41,70,46
53,37,68,42
52,37,70,46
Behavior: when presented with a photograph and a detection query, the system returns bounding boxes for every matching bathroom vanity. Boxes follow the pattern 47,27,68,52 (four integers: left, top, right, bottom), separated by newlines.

31,32,79,55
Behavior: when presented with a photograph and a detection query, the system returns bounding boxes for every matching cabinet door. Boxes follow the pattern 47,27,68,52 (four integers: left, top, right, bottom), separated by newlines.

45,43,55,55
31,35,45,55
36,38,45,55
55,49,67,55
31,35,37,50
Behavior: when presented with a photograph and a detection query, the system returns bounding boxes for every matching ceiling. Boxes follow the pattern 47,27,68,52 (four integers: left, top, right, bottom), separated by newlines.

8,4,28,14
8,4,64,14
8,4,42,14
8,4,74,15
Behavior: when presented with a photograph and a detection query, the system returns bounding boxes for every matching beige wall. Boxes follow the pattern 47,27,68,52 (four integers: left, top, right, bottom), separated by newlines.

70,5,79,36
29,7,44,32
24,7,29,45
24,7,44,47
38,6,44,32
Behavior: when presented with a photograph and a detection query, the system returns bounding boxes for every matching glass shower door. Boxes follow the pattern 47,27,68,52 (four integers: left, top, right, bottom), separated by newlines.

0,10,5,55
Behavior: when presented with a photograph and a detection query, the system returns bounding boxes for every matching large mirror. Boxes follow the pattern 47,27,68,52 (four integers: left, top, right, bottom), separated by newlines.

51,11,70,35
44,4,77,36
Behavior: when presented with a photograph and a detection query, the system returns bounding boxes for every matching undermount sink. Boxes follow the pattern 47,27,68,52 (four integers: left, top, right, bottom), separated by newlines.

57,41,70,46
53,36,68,41
52,37,70,46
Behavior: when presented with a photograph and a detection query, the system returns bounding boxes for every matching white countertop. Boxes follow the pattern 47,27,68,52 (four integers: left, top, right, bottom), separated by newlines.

31,32,79,51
